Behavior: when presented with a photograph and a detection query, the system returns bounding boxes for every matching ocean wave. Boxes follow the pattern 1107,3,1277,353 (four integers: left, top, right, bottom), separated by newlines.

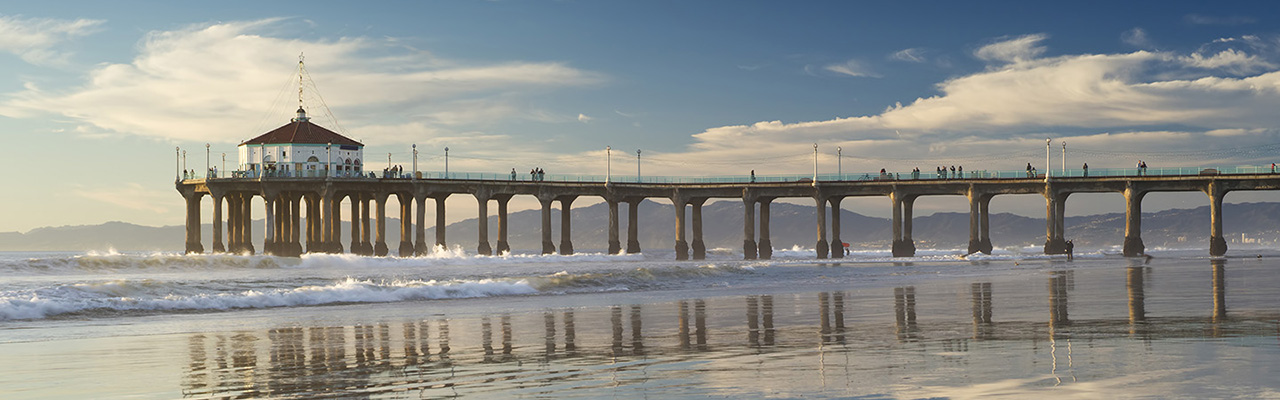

0,277,538,321
526,263,756,293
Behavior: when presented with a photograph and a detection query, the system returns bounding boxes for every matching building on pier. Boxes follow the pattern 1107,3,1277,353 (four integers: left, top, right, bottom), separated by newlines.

238,107,364,178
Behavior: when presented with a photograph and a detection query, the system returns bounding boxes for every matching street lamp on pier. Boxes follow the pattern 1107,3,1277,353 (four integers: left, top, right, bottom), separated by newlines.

812,143,818,186
1061,141,1067,177
205,143,210,177
326,142,332,178
412,144,418,179
636,149,642,183
606,146,612,184
837,146,842,179
1045,138,1052,179
175,147,180,181
182,150,187,178
444,147,450,178
222,153,226,177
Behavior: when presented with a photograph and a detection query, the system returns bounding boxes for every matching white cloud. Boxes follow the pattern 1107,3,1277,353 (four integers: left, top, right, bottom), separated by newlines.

890,48,927,63
974,33,1048,63
577,113,592,123
0,14,104,65
1185,14,1255,26
823,59,880,78
0,18,603,144
1121,27,1154,49
1180,49,1276,75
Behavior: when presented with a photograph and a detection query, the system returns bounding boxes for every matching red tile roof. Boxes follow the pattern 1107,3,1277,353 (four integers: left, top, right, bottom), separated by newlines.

240,120,363,147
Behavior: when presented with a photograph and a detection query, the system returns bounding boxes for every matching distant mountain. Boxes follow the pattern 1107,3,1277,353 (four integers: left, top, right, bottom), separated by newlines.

4,201,1280,253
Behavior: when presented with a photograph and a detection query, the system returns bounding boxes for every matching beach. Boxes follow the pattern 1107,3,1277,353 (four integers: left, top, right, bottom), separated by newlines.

3,248,1280,398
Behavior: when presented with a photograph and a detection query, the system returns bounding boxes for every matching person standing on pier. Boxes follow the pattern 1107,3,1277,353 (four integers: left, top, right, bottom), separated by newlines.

1083,162,1089,177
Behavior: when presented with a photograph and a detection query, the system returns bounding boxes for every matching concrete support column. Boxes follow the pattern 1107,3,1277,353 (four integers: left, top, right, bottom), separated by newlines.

1123,186,1146,257
328,195,343,254
414,195,427,255
691,198,706,260
359,195,371,255
607,200,621,254
318,194,331,253
227,195,240,252
978,195,993,254
435,195,449,250
290,195,302,256
349,196,361,254
264,195,276,255
212,195,225,253
890,193,915,257
829,197,843,259
496,195,511,254
1207,182,1228,257
242,195,255,255
184,193,204,254
673,197,689,260
477,193,492,256
559,196,576,255
399,195,414,256
277,196,288,254
374,195,388,256
539,196,556,254
814,196,828,259
742,195,757,260
758,198,773,260
626,199,641,254
1043,190,1068,254
967,188,982,255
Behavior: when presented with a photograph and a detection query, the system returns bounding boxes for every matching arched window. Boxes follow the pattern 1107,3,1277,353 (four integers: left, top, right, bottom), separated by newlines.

263,155,274,163
306,156,320,162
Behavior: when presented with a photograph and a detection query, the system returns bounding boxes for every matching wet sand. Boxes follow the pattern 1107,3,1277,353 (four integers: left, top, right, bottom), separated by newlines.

4,255,1280,398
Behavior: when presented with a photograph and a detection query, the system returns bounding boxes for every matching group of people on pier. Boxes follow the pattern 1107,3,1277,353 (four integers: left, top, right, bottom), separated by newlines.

530,167,547,181
935,165,964,179
382,165,407,178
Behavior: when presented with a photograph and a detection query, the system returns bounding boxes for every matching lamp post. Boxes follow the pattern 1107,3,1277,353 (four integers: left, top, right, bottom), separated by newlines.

175,147,180,181
182,150,187,177
387,152,392,173
444,147,449,178
1061,141,1067,177
221,153,226,177
1045,138,1052,179
326,142,332,178
837,146,842,179
205,143,210,177
412,144,418,179
606,146,612,184
812,143,818,186
636,149,641,183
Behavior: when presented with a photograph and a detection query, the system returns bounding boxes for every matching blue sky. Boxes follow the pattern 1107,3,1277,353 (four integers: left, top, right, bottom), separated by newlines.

2,1,1280,233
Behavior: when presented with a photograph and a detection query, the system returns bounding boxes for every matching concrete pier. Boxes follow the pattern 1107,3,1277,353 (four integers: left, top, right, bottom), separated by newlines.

1123,185,1146,257
758,198,773,260
559,196,576,255
181,172,1280,260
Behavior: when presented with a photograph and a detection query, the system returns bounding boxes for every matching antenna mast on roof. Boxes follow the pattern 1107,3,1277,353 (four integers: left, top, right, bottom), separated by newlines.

298,52,304,109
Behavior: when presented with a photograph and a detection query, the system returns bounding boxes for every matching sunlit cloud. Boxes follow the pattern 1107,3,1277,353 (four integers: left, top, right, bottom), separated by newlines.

890,48,928,63
0,14,104,65
824,59,880,78
0,18,604,145
974,33,1048,63
1121,27,1154,49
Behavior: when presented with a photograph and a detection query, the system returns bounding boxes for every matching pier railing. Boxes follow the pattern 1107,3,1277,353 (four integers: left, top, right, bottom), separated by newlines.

180,165,1277,183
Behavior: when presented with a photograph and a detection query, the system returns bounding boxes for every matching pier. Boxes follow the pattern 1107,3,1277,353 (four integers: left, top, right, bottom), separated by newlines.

176,166,1280,259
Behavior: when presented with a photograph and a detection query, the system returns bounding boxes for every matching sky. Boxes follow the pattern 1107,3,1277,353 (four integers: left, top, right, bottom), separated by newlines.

3,0,1280,233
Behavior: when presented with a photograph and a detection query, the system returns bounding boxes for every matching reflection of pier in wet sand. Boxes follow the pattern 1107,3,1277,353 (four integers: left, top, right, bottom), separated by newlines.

180,261,1280,398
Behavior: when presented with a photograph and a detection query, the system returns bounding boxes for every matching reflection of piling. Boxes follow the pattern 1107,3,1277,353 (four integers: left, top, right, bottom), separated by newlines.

1213,259,1227,323
762,295,775,346
564,311,576,352
971,282,993,339
748,296,760,347
502,315,513,356
630,305,644,353
482,317,494,358
1048,271,1070,335
1127,267,1147,337
544,312,557,356
611,306,624,354
437,319,451,360
678,301,691,349
695,299,708,349
818,292,847,344
894,287,918,341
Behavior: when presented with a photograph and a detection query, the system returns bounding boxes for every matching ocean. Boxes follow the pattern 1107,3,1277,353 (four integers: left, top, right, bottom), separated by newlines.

3,246,1279,398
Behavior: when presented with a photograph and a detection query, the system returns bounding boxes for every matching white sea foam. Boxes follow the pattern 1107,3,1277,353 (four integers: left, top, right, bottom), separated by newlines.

0,277,538,321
